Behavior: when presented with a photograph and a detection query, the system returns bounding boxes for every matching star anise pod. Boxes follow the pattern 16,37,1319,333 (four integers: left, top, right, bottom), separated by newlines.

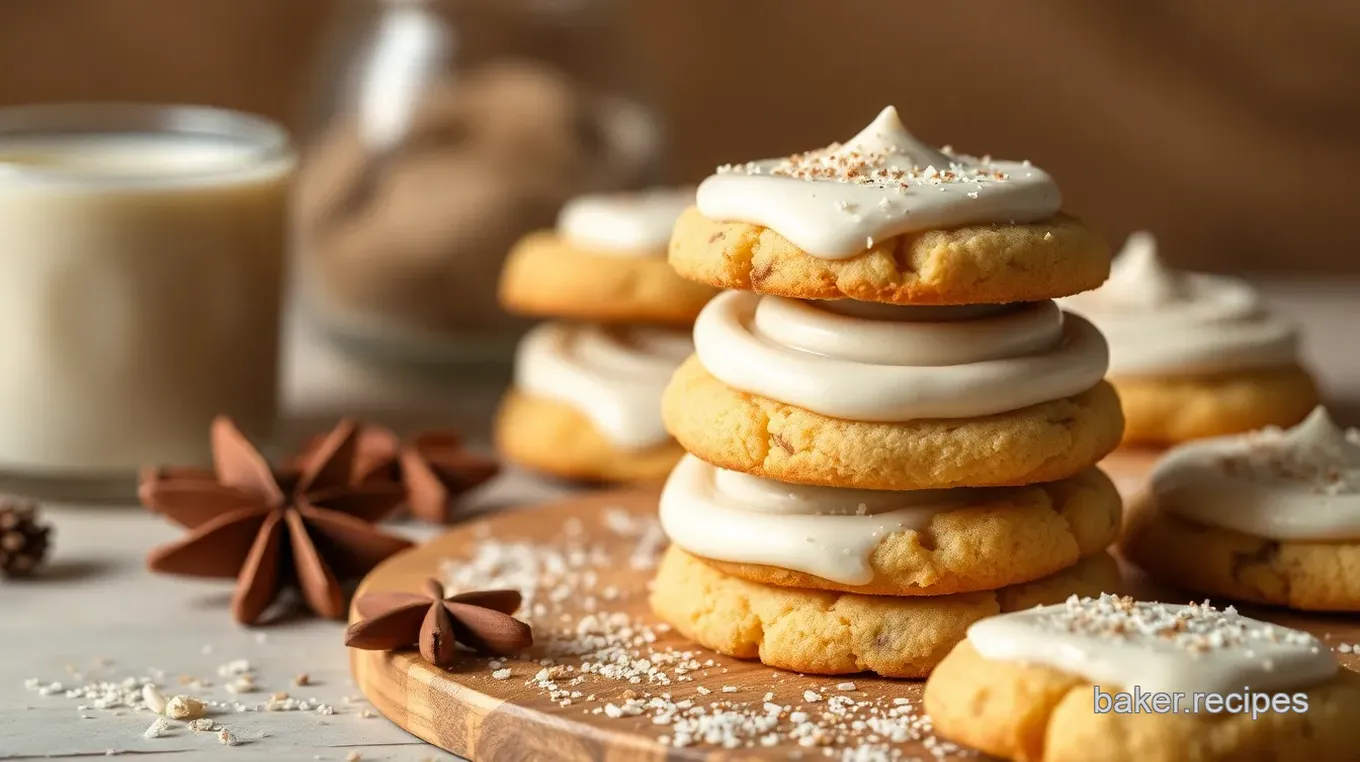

141,417,414,625
344,578,532,666
296,424,499,524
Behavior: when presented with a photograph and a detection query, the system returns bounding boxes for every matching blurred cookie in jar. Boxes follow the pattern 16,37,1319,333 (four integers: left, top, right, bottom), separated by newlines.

295,58,660,352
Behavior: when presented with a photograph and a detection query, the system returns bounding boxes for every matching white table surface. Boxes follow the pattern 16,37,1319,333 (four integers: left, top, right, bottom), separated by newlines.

1,279,1357,760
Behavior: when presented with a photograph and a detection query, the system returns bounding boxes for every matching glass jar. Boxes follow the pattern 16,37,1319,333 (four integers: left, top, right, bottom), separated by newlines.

295,0,663,366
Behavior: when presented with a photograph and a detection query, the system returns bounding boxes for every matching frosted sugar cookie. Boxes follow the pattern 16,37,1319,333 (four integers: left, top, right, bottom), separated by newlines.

648,545,1121,678
500,187,716,324
660,454,1121,595
1060,232,1318,444
662,293,1123,489
1122,407,1360,611
494,322,690,482
924,594,1359,762
669,107,1109,305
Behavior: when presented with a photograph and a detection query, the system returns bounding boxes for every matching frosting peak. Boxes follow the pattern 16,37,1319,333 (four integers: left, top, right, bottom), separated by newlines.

849,106,953,167
1213,406,1360,497
1059,232,1299,376
759,106,956,188
1103,231,1187,307
1150,406,1360,540
696,106,1061,258
1279,407,1360,475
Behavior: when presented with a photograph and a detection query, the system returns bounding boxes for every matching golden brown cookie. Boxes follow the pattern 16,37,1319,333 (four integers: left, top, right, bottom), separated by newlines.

499,230,716,324
691,467,1121,596
662,356,1124,490
649,546,1121,678
1113,365,1319,446
668,207,1109,305
1121,495,1360,612
924,639,1360,762
494,390,684,483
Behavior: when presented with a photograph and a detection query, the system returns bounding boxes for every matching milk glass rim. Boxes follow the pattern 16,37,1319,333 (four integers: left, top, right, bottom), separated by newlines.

0,102,295,186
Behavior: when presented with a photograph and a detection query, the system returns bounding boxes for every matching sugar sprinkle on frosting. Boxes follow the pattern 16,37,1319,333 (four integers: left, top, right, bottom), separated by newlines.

1149,407,1360,542
697,106,1061,259
1039,594,1319,655
968,593,1336,695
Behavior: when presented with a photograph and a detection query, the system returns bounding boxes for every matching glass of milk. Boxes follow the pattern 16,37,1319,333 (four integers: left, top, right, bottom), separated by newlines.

0,104,295,499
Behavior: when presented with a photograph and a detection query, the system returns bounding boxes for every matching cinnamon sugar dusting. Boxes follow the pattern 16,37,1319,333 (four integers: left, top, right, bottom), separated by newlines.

1038,594,1321,656
1218,410,1360,496
968,593,1337,695
716,143,1008,192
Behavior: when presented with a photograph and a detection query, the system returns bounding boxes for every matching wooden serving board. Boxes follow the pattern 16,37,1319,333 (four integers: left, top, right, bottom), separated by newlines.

350,457,1360,762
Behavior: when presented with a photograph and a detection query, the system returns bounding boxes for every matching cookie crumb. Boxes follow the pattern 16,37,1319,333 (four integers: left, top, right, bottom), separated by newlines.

143,717,171,739
165,695,205,720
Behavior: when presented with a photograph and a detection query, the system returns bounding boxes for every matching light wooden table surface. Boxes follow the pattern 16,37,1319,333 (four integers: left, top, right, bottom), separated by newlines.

1,279,1356,761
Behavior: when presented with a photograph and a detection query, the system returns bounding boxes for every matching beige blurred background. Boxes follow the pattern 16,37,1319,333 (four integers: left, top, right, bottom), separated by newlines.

2,0,1358,273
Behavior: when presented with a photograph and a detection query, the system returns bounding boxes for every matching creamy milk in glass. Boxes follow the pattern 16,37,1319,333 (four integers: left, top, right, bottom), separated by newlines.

0,105,294,485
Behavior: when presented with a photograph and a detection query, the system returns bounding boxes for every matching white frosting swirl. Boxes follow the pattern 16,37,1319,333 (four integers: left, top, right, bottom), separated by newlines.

969,594,1335,695
660,454,966,584
556,187,694,254
693,291,1108,421
1059,232,1299,376
695,106,1061,259
513,322,692,449
1150,407,1360,541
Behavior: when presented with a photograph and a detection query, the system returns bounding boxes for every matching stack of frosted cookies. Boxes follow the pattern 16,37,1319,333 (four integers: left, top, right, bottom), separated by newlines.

648,107,1128,678
496,188,716,482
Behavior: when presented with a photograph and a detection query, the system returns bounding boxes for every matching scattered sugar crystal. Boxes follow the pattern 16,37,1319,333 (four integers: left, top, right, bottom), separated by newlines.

216,660,252,677
225,676,256,694
427,512,959,758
